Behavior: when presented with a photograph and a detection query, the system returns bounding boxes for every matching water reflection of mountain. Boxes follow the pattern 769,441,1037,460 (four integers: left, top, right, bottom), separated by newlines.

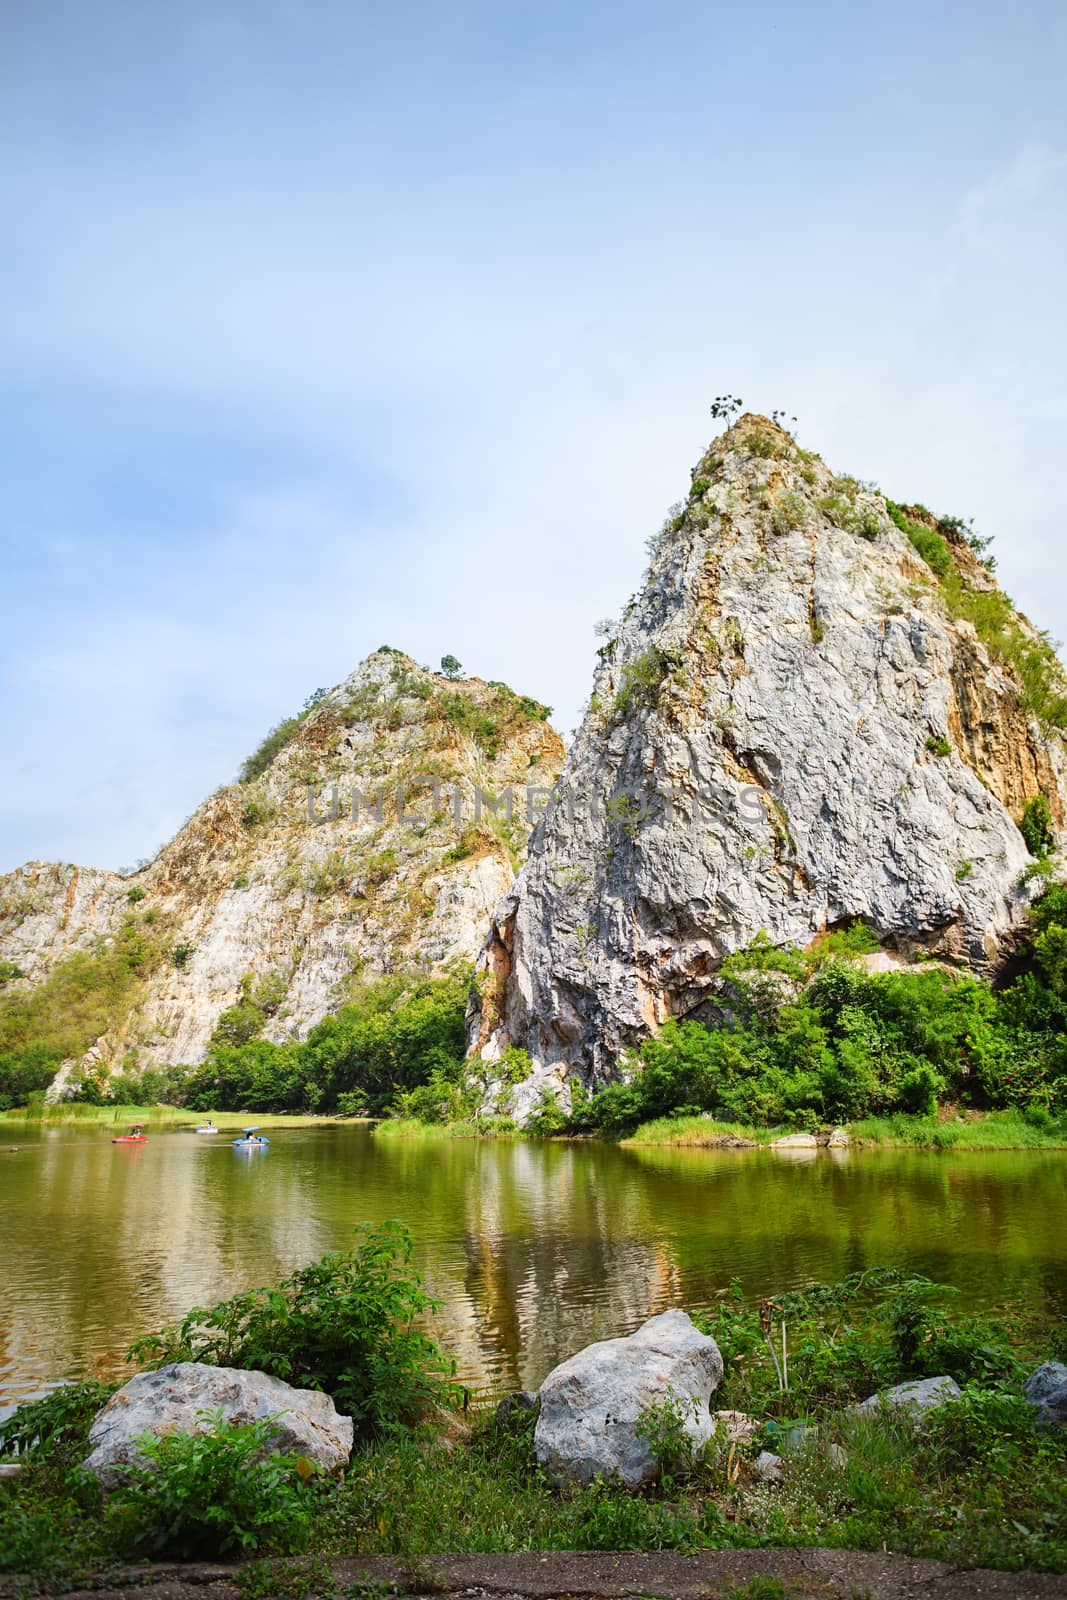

0,1128,335,1401
2,1127,1064,1406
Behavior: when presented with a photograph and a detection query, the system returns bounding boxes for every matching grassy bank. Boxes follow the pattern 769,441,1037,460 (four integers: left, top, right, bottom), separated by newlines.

372,1116,518,1141
2,1235,1065,1583
623,1108,1067,1150
0,1103,353,1131
622,1115,777,1147
9,1100,1063,1150
849,1109,1067,1149
371,1107,1067,1150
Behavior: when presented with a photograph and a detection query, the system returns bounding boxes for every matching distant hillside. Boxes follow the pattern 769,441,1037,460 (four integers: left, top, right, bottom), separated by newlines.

0,650,562,1101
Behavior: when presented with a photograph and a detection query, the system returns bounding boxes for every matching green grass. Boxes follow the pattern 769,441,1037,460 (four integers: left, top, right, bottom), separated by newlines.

3,1268,1066,1581
0,1103,352,1130
623,1115,779,1146
372,1116,519,1142
622,1109,1067,1150
849,1109,1067,1149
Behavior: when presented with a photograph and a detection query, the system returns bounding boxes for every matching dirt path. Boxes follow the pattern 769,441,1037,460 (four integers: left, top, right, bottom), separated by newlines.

36,1548,1067,1600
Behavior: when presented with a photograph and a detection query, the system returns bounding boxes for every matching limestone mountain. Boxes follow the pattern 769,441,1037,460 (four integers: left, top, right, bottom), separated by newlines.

469,413,1067,1113
0,651,562,1097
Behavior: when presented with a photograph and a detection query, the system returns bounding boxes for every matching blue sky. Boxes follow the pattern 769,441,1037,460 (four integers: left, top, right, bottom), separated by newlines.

2,0,1066,871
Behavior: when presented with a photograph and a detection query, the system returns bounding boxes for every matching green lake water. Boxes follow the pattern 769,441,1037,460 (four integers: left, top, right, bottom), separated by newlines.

2,1124,1065,1411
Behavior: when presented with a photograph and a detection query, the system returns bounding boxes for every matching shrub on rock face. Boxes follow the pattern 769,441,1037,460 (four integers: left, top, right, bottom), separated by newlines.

1021,794,1056,859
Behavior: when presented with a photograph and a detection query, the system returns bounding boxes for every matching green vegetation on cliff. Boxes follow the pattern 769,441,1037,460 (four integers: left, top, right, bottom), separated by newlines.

565,894,1067,1139
0,915,171,1110
885,498,1067,732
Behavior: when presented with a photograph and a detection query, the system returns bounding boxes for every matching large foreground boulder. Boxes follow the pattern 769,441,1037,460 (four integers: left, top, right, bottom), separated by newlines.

83,1362,354,1489
534,1309,723,1488
1024,1362,1067,1428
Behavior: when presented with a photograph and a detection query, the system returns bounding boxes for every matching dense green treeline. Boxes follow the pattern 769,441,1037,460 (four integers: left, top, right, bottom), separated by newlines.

110,967,474,1116
555,905,1067,1138
6,890,1067,1132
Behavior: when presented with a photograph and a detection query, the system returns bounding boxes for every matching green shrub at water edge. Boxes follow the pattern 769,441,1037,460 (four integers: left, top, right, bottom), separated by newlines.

4,1265,1067,1576
105,1411,320,1558
126,1220,461,1438
570,892,1067,1136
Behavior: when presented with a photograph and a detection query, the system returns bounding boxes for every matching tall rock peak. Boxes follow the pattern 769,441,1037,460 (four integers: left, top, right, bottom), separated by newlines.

469,415,1067,1110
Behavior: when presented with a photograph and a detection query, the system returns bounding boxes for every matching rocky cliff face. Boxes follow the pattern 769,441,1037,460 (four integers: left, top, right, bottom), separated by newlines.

0,652,562,1092
469,414,1067,1114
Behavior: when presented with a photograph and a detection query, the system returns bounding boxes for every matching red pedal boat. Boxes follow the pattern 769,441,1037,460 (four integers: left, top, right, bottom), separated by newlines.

112,1122,147,1144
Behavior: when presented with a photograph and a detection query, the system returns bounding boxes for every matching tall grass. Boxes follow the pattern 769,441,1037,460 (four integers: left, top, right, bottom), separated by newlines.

372,1116,518,1142
849,1109,1067,1149
622,1115,779,1147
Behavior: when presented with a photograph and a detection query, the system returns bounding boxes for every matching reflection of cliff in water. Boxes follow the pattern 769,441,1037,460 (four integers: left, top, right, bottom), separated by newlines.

2,1125,1065,1407
447,1142,680,1392
620,1144,1067,1318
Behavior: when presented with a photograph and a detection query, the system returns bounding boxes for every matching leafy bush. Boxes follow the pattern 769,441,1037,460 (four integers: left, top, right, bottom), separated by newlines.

1021,794,1056,858
769,491,807,534
127,1221,460,1438
883,1280,1011,1383
634,1385,703,1477
241,796,275,829
747,428,786,460
614,646,680,716
570,940,1042,1136
211,972,288,1049
302,969,468,1116
432,690,501,753
926,734,953,757
0,1379,117,1459
180,968,470,1115
105,1411,319,1557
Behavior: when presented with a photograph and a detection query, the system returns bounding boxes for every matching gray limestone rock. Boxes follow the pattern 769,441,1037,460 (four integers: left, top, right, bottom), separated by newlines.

469,414,1065,1114
1024,1361,1067,1427
852,1375,961,1417
82,1362,354,1489
533,1309,724,1488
